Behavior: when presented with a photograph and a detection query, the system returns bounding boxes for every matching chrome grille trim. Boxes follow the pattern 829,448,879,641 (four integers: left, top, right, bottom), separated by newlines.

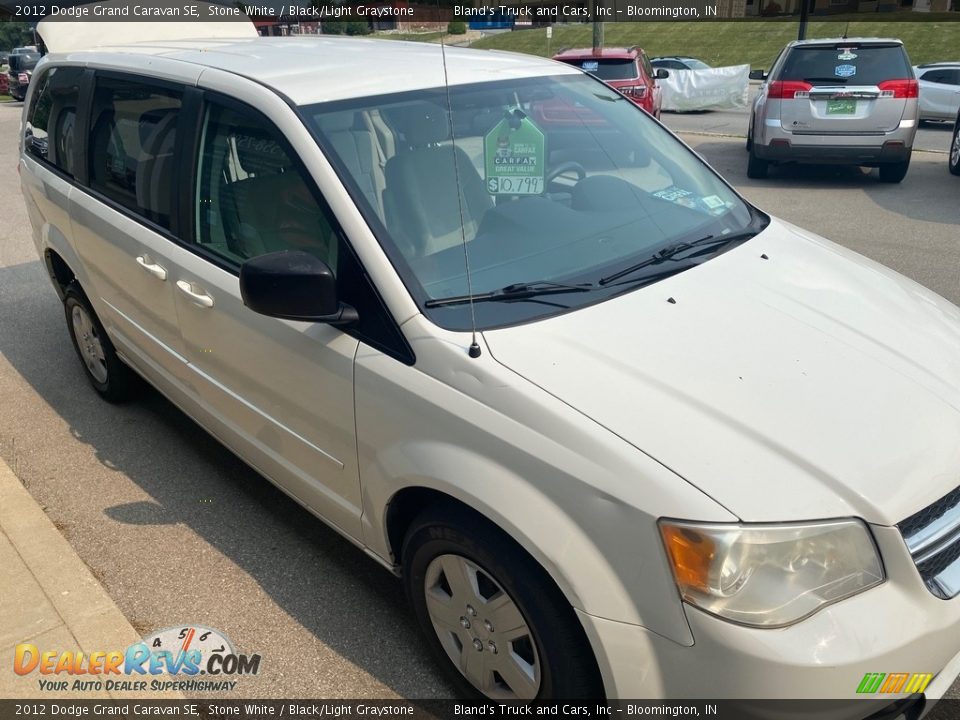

899,485,960,600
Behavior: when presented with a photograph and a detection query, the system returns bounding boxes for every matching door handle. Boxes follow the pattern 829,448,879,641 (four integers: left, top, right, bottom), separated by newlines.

176,280,214,308
136,255,167,281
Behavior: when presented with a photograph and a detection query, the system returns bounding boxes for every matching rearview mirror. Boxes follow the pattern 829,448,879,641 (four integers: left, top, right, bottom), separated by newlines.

655,68,670,79
749,69,767,81
239,251,357,325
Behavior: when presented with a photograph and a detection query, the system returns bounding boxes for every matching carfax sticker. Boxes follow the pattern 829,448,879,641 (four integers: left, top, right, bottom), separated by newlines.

654,186,731,215
484,111,546,196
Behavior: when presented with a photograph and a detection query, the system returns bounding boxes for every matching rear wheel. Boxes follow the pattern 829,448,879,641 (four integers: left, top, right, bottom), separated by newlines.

878,158,910,183
64,282,136,402
403,506,603,700
747,143,768,179
949,119,960,176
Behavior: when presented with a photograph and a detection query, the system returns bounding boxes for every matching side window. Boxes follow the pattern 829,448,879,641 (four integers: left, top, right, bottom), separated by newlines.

88,77,182,230
25,66,83,177
194,101,338,273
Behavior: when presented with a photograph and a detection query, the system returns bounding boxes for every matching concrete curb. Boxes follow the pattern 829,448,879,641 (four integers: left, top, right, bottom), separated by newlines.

0,457,183,699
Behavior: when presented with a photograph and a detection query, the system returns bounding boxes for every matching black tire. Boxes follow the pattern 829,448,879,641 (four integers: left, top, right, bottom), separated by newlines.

747,143,769,179
949,119,960,177
63,282,136,402
879,158,910,183
402,505,604,700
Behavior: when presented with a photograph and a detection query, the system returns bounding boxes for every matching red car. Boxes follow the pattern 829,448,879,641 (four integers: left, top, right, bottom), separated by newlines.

552,46,668,119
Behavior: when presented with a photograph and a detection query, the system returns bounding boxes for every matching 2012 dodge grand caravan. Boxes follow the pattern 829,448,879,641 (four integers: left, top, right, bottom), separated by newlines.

20,12,960,710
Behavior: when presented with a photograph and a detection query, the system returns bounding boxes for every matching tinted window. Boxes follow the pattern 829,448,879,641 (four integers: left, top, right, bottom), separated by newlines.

561,58,639,81
921,69,960,85
24,66,83,177
9,53,40,72
89,77,182,230
194,101,339,272
779,45,911,85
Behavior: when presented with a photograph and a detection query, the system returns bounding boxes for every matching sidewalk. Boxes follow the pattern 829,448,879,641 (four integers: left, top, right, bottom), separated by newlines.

0,456,181,699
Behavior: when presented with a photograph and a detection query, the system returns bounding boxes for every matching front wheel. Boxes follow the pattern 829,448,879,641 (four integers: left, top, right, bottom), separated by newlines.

949,120,960,176
402,507,603,700
878,157,910,183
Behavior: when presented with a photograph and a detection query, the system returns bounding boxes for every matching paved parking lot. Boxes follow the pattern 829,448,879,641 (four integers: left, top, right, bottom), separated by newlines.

1,96,959,700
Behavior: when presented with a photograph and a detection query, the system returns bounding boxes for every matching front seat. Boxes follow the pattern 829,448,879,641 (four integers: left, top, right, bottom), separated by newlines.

382,103,492,258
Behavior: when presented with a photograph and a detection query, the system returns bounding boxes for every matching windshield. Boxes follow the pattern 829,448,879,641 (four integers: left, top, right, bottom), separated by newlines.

305,73,760,330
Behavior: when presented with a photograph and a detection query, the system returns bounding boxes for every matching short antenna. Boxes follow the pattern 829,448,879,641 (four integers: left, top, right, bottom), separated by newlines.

437,4,482,359
842,22,850,40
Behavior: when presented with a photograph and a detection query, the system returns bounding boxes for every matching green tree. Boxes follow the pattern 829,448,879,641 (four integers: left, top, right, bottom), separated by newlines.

0,22,36,51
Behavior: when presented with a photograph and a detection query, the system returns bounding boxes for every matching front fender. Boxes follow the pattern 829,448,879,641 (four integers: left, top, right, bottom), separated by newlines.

354,328,736,646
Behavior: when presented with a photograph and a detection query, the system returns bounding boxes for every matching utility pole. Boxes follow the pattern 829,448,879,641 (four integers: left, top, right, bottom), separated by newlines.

797,0,810,40
590,0,603,50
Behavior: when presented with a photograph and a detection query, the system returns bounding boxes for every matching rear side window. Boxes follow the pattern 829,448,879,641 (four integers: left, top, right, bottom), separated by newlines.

779,45,912,85
24,66,83,177
562,58,639,81
88,77,183,230
920,69,960,85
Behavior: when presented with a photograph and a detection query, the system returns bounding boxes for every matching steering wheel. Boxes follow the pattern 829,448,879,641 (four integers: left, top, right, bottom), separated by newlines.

545,161,587,189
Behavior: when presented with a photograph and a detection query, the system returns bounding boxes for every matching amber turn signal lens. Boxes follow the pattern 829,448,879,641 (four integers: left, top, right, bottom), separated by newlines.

661,524,715,593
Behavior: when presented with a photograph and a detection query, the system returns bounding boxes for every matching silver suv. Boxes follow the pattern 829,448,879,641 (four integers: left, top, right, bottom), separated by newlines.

748,38,919,183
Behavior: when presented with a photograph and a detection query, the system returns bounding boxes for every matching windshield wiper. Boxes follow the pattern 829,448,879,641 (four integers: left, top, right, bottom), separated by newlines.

802,77,850,84
425,280,594,308
599,230,757,286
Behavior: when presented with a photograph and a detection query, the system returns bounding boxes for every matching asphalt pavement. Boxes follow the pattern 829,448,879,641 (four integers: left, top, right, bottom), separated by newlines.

1,97,959,700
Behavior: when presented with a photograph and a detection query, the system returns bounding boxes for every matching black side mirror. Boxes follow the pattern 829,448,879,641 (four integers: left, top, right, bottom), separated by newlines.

749,69,767,81
655,68,670,79
239,251,357,326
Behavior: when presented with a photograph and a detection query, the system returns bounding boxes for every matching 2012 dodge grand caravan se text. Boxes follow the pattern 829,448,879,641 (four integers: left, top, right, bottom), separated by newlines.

20,13,960,710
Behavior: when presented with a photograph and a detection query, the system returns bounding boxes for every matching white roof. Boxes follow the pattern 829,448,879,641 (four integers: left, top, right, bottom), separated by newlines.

43,35,579,106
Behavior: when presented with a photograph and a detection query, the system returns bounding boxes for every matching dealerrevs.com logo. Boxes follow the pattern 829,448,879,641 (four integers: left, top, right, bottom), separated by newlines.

13,625,261,693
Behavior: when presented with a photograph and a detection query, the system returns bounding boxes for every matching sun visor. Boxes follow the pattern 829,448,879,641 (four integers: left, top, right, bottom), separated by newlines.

37,1,258,54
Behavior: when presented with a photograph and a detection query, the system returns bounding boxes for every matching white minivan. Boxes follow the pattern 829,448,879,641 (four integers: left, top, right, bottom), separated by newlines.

20,14,960,710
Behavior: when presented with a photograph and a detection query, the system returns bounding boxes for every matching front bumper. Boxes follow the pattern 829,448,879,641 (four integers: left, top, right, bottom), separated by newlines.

579,526,960,705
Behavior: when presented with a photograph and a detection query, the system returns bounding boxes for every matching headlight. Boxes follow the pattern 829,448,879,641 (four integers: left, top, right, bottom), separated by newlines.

659,519,884,628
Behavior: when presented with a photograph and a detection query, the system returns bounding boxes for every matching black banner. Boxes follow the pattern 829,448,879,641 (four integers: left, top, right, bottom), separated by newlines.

2,699,960,720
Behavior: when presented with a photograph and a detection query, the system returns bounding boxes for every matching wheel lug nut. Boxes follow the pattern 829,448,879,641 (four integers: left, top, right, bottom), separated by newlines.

459,616,471,629
473,639,483,652
466,605,477,617
488,641,498,655
484,620,494,632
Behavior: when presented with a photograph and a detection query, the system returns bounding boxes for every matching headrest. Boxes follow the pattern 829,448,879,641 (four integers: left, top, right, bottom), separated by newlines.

386,103,450,147
316,111,357,134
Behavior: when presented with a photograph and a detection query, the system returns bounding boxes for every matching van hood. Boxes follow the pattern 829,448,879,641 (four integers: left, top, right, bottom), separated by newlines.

483,218,960,526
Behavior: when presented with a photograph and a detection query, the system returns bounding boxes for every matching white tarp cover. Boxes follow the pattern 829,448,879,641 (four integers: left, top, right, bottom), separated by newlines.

660,65,751,112
37,1,257,54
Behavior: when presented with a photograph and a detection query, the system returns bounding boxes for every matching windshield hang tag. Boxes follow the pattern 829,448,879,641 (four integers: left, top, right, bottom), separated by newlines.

484,115,546,196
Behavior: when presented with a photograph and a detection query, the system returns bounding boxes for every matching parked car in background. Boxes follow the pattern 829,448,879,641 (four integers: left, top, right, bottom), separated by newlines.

0,71,8,97
950,105,960,175
914,62,960,122
553,46,668,119
651,56,711,71
747,38,919,183
8,51,40,101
